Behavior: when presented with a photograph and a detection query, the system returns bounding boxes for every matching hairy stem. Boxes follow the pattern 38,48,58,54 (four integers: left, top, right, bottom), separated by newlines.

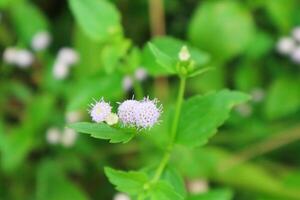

151,77,186,182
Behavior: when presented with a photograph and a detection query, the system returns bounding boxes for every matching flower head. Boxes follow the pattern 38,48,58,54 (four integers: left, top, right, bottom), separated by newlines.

277,37,295,55
89,98,112,123
134,98,161,129
292,27,300,42
178,45,191,61
31,31,51,51
3,47,18,64
46,127,61,145
105,113,119,125
52,61,69,80
57,47,79,66
134,67,148,81
61,128,78,147
117,99,139,126
122,76,133,91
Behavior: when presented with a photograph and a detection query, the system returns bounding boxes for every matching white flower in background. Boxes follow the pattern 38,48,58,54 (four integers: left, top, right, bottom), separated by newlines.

57,47,79,66
52,61,69,80
290,47,300,63
292,27,300,42
105,113,119,125
235,103,253,117
15,49,34,68
61,128,78,147
89,98,112,123
31,31,51,51
117,99,139,126
113,193,130,200
187,179,209,194
3,47,18,64
251,88,265,103
134,98,161,129
134,68,148,81
122,75,133,91
65,111,82,123
276,37,296,55
46,127,61,145
178,45,191,61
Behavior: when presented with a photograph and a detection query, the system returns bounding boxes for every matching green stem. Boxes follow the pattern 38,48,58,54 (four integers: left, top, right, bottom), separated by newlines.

151,77,186,183
133,80,144,100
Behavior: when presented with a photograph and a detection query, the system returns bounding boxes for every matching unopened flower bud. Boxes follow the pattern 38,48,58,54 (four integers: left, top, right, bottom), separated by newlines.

178,45,191,61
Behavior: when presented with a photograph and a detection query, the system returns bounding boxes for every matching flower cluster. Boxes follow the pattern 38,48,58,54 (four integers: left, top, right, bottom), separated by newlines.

89,97,162,129
122,67,148,92
276,26,300,64
52,47,79,80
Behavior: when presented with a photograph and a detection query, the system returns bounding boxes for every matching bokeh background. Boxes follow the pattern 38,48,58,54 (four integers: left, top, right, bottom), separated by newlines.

1,0,300,199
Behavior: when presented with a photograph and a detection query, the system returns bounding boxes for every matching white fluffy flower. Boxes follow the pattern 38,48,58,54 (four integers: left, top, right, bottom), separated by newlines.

113,193,130,200
31,31,51,51
122,76,133,91
292,27,300,42
277,37,296,55
251,88,265,103
61,128,78,147
117,99,139,126
57,47,79,66
134,98,161,129
52,61,69,80
3,47,18,64
187,179,209,194
105,113,119,125
178,45,190,61
65,111,82,123
291,47,300,63
134,68,148,81
89,99,112,123
46,128,61,145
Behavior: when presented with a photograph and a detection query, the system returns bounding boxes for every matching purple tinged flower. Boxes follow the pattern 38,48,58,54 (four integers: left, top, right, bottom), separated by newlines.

117,99,139,126
31,31,52,51
134,98,161,129
122,75,133,91
134,68,148,81
89,98,112,123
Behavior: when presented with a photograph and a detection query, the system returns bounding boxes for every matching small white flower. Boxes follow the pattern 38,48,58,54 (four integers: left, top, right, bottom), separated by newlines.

113,193,130,200
89,98,112,123
105,113,119,125
52,61,69,80
277,37,296,55
187,179,209,194
31,31,51,51
290,47,300,63
46,128,61,145
292,27,300,42
65,111,82,123
251,88,265,103
117,99,139,126
15,49,34,68
61,128,78,147
134,98,161,129
122,76,133,91
134,68,148,81
3,47,18,64
235,103,252,117
178,45,191,61
57,47,79,66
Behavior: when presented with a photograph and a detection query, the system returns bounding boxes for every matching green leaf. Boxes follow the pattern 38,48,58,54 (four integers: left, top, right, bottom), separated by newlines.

69,122,135,143
151,181,184,200
188,1,255,61
104,167,148,195
11,2,49,44
176,90,250,147
148,42,177,74
187,188,233,200
161,167,186,199
68,0,121,41
142,37,209,76
36,161,88,200
188,67,214,78
264,78,300,119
